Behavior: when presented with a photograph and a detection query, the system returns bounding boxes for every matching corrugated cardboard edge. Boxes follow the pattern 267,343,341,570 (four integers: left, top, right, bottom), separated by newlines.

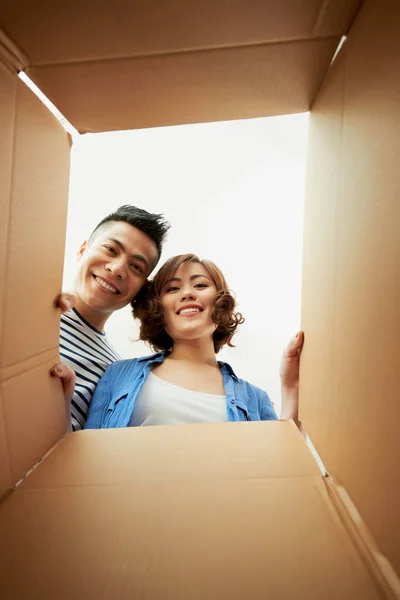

312,0,363,37
0,28,79,139
309,0,362,109
0,29,29,74
288,419,399,598
0,420,70,506
12,431,70,491
291,421,399,597
323,476,400,599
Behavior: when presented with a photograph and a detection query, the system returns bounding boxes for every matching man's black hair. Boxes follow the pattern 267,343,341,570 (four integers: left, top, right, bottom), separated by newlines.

89,205,170,264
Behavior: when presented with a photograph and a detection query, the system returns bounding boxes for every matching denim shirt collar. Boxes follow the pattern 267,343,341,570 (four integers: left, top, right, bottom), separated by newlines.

136,352,242,421
136,351,239,381
137,351,168,365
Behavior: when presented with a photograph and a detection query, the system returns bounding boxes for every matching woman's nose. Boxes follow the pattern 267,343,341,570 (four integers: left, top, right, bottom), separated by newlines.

180,290,195,301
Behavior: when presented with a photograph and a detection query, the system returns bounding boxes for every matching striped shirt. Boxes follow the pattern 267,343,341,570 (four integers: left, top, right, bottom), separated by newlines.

60,308,121,431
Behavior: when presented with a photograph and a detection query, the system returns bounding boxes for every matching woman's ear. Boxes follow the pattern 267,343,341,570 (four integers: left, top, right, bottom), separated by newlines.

77,240,88,261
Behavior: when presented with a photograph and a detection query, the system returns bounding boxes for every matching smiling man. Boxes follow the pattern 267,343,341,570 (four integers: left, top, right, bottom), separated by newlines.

59,205,170,430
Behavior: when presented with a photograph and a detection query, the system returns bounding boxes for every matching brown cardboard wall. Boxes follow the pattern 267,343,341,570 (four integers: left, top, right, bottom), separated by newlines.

301,0,400,575
28,39,339,133
20,421,321,489
0,0,361,132
0,423,381,600
0,389,10,499
0,64,71,487
0,62,18,497
0,0,362,64
0,478,381,600
1,79,70,366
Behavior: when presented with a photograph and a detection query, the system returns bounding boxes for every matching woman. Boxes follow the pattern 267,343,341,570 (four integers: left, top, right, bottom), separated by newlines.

84,254,303,429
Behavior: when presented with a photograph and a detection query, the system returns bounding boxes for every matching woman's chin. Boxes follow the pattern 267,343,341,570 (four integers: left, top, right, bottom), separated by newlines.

171,327,215,344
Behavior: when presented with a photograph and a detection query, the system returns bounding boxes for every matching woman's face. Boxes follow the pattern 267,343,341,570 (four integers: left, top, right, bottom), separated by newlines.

159,261,217,344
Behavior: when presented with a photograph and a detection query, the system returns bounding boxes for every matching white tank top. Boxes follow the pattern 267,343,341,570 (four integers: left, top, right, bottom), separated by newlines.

129,371,228,427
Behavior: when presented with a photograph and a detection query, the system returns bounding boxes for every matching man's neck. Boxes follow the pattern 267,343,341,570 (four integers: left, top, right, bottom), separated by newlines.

74,296,110,333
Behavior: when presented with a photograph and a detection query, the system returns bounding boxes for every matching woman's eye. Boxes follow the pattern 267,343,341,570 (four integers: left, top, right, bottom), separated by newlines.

195,283,208,289
166,286,179,293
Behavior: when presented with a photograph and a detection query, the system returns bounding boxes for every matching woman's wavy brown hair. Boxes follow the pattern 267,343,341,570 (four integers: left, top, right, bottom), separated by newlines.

132,254,244,353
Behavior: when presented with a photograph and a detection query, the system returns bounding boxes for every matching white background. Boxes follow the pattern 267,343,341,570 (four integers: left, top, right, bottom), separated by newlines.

63,113,309,412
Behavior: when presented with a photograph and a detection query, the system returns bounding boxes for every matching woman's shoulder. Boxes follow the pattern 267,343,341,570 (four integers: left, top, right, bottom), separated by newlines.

219,361,271,400
107,352,164,375
238,378,271,401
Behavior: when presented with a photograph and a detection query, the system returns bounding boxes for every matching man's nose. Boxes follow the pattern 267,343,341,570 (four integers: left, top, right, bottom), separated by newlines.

106,259,125,280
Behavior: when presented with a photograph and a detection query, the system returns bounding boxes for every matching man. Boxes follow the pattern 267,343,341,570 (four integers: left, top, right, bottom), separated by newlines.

54,205,170,430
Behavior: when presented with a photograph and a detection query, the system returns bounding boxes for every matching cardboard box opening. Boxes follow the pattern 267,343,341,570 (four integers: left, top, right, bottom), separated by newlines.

60,112,308,416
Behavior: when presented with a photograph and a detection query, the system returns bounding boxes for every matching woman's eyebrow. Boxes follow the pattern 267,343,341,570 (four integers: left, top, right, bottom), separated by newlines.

190,274,211,281
163,277,181,286
163,274,211,287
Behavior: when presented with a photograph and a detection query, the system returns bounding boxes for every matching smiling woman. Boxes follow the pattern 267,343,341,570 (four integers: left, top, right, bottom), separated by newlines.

84,254,303,429
134,254,244,356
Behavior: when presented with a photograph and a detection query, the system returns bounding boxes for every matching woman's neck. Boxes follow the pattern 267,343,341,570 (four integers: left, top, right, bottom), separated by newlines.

168,339,218,368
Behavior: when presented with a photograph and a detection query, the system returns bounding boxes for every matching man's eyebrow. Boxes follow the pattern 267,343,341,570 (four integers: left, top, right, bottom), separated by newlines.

108,238,149,269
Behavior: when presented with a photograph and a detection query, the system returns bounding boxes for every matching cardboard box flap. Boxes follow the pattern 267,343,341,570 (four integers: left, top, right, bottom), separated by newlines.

12,423,397,597
27,39,338,133
0,62,70,489
0,61,16,499
0,0,362,64
300,0,400,577
20,421,321,489
0,28,28,73
0,469,381,599
0,480,382,600
0,0,362,132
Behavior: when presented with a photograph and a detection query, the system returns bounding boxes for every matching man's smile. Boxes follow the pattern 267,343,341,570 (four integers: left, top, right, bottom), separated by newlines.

92,274,121,294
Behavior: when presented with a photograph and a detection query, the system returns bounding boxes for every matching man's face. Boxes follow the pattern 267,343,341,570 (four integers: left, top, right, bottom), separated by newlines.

75,221,159,315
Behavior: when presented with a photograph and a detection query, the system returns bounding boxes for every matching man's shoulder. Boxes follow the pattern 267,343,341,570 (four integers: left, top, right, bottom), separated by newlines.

60,308,99,337
60,308,78,326
60,308,121,363
61,308,107,338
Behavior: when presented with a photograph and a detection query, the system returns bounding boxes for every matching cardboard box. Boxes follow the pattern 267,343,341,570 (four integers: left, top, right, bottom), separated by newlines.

0,0,399,598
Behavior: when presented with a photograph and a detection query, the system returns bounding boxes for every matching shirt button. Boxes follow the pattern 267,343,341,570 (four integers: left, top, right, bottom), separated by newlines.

230,398,236,405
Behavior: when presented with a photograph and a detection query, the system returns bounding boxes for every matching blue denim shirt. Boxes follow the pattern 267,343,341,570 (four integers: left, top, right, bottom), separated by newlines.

85,352,278,429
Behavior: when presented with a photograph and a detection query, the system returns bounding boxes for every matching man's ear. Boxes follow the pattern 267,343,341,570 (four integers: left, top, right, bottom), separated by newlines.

77,240,88,260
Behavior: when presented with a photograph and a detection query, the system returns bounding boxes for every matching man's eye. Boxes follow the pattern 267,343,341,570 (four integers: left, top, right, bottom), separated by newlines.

104,245,116,254
131,264,143,274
